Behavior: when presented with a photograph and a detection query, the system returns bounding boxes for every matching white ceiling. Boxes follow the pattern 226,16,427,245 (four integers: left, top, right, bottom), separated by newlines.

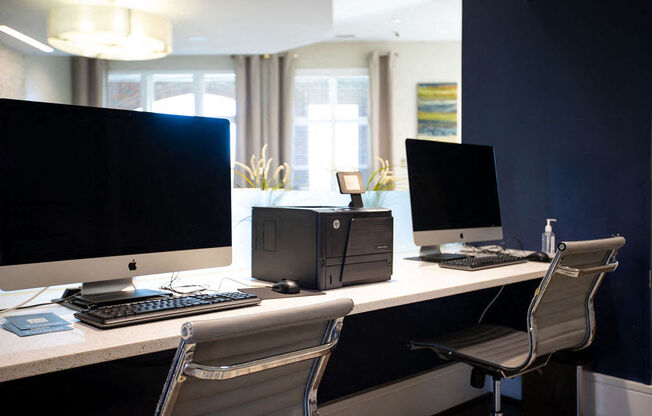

0,0,461,56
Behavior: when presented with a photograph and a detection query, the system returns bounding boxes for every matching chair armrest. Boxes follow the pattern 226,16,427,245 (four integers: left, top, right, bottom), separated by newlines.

183,323,342,380
556,262,618,278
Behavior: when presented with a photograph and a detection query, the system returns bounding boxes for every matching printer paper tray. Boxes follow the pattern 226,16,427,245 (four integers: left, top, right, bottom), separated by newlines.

325,253,391,267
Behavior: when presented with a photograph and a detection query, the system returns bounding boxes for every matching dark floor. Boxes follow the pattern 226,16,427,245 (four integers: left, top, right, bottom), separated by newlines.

435,394,523,416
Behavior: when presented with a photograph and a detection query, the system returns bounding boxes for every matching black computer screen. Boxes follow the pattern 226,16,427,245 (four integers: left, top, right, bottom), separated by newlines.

405,139,501,232
0,99,231,266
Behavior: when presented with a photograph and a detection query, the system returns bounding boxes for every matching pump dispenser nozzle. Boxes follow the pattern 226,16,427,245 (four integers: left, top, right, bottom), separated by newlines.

545,218,557,232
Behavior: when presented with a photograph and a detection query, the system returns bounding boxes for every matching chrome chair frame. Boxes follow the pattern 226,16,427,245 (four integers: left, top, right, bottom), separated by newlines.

518,243,619,378
410,236,625,416
156,305,348,416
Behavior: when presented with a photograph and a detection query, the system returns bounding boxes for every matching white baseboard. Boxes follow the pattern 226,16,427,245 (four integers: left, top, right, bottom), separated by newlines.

320,363,489,416
318,365,652,416
582,371,652,416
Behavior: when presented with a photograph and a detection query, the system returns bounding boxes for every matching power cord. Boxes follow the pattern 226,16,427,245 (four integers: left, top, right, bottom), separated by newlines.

159,272,272,295
462,237,528,258
1,288,96,315
0,286,50,316
478,285,505,323
159,272,209,295
470,236,526,324
461,243,508,256
501,236,527,257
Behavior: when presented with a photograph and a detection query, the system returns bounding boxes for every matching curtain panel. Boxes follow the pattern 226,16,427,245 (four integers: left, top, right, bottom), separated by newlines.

71,57,107,107
233,52,295,187
368,51,395,167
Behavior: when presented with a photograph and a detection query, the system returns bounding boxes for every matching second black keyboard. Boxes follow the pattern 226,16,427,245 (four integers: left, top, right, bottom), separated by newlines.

75,291,261,329
439,254,527,271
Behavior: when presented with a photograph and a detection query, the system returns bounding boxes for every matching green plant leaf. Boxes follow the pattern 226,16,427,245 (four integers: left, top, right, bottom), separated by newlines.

233,170,255,188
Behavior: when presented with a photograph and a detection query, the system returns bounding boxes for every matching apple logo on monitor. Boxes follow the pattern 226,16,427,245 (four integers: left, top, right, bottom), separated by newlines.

128,260,137,271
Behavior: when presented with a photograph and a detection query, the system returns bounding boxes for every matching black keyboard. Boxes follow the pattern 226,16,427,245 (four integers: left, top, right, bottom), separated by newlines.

74,292,261,329
439,254,527,271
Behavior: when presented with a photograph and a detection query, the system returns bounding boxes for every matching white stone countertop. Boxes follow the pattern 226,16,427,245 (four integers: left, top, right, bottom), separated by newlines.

0,252,549,382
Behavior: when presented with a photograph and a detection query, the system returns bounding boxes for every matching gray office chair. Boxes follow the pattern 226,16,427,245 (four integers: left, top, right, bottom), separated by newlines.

409,236,625,416
156,298,354,416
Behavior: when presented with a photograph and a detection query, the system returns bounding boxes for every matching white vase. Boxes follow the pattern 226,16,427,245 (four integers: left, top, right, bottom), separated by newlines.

362,190,386,208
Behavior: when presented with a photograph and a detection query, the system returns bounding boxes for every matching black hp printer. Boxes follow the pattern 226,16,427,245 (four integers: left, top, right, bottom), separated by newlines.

251,172,393,290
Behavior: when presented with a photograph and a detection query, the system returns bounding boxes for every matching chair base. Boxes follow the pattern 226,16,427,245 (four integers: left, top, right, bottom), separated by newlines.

491,377,502,416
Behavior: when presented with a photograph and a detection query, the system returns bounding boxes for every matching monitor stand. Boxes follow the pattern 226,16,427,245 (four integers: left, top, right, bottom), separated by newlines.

406,245,467,263
348,194,363,208
54,278,170,311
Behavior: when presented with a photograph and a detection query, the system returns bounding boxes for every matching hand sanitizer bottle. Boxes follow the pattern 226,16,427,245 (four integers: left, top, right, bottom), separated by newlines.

542,218,557,257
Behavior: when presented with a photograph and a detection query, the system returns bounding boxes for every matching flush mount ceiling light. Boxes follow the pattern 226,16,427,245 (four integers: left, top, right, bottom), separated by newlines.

47,5,172,61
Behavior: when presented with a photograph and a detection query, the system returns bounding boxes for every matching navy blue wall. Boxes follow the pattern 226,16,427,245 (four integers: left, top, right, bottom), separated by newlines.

462,0,652,383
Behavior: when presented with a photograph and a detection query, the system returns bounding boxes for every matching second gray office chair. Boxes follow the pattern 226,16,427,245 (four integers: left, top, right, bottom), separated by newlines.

410,236,625,416
156,298,354,416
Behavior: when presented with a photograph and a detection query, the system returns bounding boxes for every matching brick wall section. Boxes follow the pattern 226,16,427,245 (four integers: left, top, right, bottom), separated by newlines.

0,41,25,99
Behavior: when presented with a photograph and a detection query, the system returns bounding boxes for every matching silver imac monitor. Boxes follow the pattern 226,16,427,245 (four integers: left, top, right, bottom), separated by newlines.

405,139,503,261
0,99,232,306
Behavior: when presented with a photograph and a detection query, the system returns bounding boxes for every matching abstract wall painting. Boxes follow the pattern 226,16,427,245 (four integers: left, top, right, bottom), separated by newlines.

417,83,458,142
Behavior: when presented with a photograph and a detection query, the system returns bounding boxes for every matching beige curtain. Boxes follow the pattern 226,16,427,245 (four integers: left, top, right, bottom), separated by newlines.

368,51,395,165
233,52,295,186
71,57,107,107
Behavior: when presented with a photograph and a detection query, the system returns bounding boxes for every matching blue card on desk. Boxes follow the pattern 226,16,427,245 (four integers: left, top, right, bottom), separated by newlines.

2,322,73,337
5,313,70,330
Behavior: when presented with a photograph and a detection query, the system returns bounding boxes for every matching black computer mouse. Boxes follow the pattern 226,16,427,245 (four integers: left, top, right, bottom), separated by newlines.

526,251,550,262
271,279,301,294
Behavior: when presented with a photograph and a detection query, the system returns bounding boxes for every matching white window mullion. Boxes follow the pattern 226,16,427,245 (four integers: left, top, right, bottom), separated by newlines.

329,76,337,188
144,74,153,112
194,73,204,116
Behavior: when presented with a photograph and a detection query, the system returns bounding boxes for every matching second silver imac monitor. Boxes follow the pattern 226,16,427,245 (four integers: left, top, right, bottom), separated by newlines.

405,139,503,249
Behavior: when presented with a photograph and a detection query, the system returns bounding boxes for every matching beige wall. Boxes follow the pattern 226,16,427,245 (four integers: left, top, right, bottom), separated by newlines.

108,55,234,72
25,55,72,104
0,42,72,105
0,42,25,99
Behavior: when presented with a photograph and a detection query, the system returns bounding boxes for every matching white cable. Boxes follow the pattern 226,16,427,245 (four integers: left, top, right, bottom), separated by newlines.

478,285,505,323
0,286,49,316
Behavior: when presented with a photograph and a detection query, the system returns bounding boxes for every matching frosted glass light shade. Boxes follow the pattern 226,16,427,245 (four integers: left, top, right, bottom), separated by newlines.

48,5,172,61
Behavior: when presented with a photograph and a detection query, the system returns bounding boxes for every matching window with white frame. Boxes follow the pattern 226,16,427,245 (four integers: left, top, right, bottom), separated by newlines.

107,72,237,160
292,69,370,191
